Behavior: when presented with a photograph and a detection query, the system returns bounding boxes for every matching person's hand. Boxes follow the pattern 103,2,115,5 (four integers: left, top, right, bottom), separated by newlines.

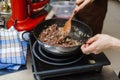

74,0,95,12
81,34,120,54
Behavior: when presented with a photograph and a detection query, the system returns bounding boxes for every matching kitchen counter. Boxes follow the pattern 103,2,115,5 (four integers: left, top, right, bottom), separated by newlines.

0,58,119,80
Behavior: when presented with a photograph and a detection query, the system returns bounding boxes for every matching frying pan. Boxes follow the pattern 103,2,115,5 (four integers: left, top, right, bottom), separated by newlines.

33,18,93,56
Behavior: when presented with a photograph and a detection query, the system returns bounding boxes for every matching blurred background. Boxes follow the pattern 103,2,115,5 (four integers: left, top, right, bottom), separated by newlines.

0,0,11,14
102,0,120,75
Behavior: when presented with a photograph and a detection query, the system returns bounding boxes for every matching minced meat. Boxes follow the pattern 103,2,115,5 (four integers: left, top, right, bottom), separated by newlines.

39,24,81,47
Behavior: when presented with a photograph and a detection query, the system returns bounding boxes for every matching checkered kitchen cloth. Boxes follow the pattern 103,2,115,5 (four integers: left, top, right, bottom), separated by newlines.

0,26,28,70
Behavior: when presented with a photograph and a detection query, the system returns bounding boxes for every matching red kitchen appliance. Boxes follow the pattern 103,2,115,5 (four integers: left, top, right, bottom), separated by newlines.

6,0,50,31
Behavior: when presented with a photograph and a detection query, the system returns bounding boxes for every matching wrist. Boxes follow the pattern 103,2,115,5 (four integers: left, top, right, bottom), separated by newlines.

110,37,120,50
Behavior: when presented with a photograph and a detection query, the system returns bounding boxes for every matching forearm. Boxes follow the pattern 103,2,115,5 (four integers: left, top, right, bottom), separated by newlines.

111,37,120,51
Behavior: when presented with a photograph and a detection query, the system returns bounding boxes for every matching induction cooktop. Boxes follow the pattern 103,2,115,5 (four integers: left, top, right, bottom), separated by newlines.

29,34,111,80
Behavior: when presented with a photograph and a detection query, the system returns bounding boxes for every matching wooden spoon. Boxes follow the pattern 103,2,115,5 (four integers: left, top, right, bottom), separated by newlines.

57,12,75,43
62,12,75,35
58,6,78,42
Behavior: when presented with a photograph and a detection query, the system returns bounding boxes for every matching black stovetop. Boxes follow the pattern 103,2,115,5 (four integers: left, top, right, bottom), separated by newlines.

29,34,111,80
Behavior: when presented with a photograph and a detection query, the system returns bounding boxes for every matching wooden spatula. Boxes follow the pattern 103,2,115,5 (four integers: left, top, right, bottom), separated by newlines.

58,12,75,43
62,12,75,35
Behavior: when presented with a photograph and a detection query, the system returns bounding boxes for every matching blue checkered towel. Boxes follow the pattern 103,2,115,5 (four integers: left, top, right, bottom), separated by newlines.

0,26,28,70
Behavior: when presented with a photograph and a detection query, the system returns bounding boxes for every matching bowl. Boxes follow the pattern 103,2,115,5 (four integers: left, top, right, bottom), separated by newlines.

50,1,75,18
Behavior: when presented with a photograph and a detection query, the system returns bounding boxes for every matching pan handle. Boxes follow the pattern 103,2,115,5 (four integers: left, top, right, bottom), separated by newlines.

20,31,30,41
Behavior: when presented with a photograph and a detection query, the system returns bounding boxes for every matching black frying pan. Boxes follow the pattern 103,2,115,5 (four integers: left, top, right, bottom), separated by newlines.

33,18,93,56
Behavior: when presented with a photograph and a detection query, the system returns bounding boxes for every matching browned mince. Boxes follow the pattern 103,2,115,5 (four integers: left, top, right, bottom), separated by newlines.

39,24,81,47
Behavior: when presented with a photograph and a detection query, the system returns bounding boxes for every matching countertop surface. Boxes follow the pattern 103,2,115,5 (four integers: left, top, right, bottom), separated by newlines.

0,59,119,80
